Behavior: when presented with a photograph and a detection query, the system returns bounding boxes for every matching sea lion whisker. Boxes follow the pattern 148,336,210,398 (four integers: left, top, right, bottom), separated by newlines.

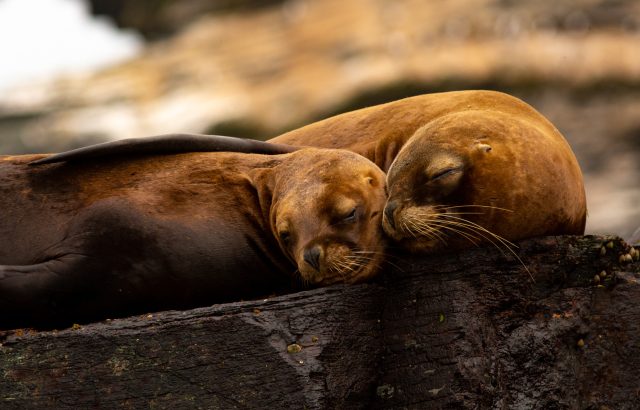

405,217,447,244
404,212,496,245
350,251,398,271
415,223,448,244
401,219,420,239
333,258,353,272
405,219,439,241
437,215,533,281
433,204,514,213
405,211,464,238
426,221,483,245
346,255,369,264
331,260,352,273
352,245,387,250
437,212,485,216
439,215,519,249
381,258,405,272
351,250,386,259
432,219,515,255
328,263,349,278
347,259,376,269
344,254,373,261
433,217,516,254
343,257,372,270
341,258,363,273
351,250,379,255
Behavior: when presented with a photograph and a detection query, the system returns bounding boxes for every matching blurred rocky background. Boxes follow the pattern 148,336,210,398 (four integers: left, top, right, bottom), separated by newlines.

0,0,638,238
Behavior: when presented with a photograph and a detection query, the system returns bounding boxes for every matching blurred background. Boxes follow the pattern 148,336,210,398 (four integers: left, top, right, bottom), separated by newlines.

0,0,638,239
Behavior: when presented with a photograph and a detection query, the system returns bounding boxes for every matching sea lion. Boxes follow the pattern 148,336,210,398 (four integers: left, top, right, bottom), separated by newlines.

0,147,386,329
269,90,587,253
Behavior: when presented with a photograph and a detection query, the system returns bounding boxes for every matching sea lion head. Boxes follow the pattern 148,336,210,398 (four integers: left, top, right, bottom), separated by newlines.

268,148,387,285
382,110,586,253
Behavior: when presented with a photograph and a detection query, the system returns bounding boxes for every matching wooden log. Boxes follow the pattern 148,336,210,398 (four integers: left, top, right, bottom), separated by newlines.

374,235,640,409
0,235,638,409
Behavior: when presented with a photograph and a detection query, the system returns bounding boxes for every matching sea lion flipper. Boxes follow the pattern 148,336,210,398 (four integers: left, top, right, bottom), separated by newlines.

0,262,54,279
0,252,97,326
0,262,68,328
29,133,300,165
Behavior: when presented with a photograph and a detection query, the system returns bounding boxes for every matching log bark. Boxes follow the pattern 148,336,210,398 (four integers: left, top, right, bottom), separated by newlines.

0,235,638,409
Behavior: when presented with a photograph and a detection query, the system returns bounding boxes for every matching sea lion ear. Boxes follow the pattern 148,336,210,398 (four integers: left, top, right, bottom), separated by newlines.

29,133,300,165
475,142,492,153
375,137,402,172
363,175,382,188
248,168,276,217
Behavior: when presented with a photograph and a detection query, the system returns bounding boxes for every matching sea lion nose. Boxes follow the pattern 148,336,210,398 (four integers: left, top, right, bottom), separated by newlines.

384,200,399,229
303,245,322,271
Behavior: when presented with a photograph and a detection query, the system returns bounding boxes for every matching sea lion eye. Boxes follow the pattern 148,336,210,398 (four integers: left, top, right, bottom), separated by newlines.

342,207,358,223
431,168,460,181
279,230,291,245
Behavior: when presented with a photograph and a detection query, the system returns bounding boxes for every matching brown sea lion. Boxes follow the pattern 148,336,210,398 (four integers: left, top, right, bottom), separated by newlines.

0,145,386,329
269,90,587,253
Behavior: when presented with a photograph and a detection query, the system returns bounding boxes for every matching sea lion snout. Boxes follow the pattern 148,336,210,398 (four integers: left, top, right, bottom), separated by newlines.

383,200,399,230
303,245,322,271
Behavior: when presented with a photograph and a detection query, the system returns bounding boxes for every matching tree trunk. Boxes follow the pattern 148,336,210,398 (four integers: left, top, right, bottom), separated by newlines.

0,235,638,409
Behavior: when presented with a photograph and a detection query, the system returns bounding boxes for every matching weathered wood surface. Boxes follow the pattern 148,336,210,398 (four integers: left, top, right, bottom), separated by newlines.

0,235,638,409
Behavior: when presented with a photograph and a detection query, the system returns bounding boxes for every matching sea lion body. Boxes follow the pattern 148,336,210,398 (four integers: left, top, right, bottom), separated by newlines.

270,90,587,252
0,148,386,328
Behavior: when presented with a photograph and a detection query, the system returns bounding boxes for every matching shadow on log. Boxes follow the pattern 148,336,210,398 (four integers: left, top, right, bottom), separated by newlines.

0,235,638,409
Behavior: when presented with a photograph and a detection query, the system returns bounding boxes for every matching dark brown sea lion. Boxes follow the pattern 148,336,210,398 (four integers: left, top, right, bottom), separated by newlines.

0,146,386,329
269,90,587,254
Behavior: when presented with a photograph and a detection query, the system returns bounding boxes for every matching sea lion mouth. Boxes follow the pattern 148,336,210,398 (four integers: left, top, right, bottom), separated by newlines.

384,203,515,252
382,203,445,244
297,245,382,286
